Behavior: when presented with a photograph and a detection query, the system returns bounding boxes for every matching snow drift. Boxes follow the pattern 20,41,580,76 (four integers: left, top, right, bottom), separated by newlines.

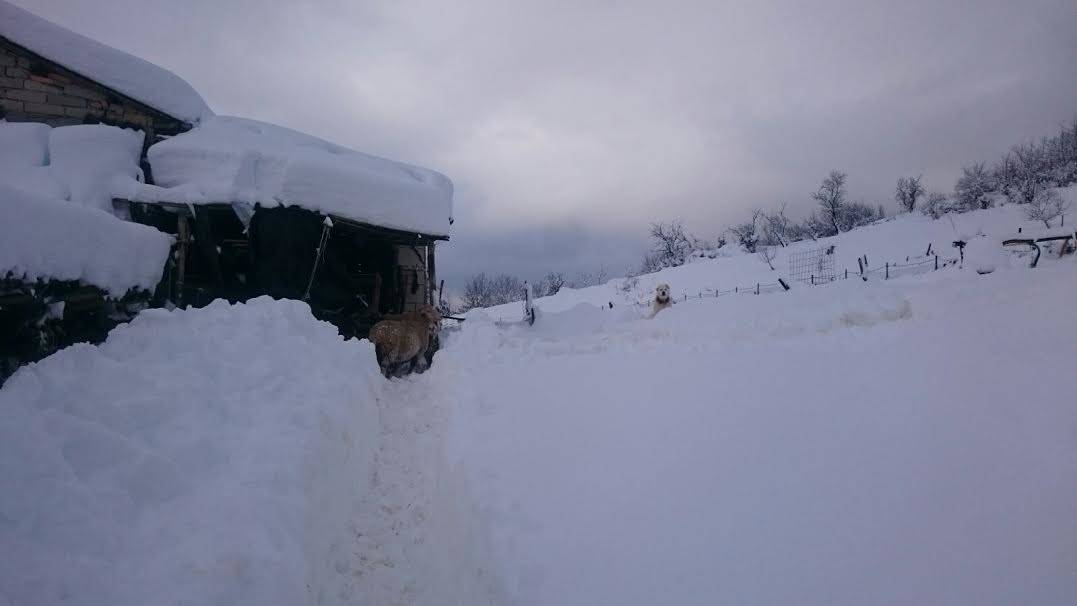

0,298,384,606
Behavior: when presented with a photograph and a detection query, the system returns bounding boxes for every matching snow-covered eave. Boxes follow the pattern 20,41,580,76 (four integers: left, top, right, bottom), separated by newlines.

116,198,451,242
0,35,193,128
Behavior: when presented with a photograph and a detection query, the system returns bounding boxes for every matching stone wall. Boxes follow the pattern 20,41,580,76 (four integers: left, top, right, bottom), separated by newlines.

0,38,189,146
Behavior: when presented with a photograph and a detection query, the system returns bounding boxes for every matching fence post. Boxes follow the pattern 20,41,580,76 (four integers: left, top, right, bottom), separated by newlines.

778,278,790,291
934,254,938,270
755,282,760,295
885,262,889,279
845,268,848,279
857,257,864,275
735,286,738,293
810,274,814,285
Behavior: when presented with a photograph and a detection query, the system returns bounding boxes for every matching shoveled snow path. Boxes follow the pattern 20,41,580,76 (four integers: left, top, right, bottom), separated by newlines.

341,348,504,606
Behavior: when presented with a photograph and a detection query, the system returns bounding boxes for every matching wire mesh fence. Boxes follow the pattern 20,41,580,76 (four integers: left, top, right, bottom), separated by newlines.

789,246,836,284
621,248,961,310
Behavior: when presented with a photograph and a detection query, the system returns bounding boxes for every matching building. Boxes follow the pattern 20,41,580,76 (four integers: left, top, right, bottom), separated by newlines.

0,0,453,379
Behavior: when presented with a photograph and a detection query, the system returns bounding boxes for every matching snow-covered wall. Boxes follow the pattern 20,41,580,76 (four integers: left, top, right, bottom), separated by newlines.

0,0,212,125
0,298,384,606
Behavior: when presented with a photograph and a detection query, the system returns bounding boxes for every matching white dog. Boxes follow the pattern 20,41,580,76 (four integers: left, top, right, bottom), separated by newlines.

649,283,673,318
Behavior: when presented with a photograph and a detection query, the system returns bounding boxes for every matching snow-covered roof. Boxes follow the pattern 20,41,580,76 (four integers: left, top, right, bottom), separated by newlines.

0,1,212,124
139,116,454,237
0,182,171,295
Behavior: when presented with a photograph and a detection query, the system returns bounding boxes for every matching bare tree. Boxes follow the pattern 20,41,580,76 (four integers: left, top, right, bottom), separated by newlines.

1025,187,1070,228
761,203,792,247
839,201,879,231
895,175,925,212
570,267,609,288
812,170,848,234
461,273,491,310
648,221,693,268
757,246,777,270
488,273,524,305
728,209,762,253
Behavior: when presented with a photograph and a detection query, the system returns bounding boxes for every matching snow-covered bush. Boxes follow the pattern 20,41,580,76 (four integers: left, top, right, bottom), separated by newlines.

921,191,955,219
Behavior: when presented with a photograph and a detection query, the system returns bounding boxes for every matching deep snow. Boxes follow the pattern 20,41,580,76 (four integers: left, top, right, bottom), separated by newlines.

3,205,1076,605
445,263,1077,605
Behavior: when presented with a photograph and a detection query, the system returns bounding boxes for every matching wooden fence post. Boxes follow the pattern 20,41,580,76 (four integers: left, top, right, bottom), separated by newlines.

934,255,938,270
755,282,760,295
885,262,889,279
810,274,814,285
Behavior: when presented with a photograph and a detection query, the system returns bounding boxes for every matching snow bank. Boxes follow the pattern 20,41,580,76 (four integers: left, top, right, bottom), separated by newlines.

0,1,212,124
141,116,453,236
0,298,384,606
49,124,144,212
0,183,169,295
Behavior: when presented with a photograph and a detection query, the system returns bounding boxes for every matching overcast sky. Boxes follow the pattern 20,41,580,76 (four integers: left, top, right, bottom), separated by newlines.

17,0,1077,286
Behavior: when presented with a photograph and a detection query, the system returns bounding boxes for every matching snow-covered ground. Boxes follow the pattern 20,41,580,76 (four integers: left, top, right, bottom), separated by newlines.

3,205,1077,605
444,261,1077,605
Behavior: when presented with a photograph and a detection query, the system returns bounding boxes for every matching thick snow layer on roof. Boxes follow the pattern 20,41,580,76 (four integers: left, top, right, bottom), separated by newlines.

0,121,146,212
0,1,212,124
0,183,170,294
0,298,382,606
141,116,454,236
50,124,144,212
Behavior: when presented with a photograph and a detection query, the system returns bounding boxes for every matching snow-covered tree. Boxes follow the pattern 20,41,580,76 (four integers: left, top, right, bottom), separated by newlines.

1025,187,1070,228
895,175,925,212
648,221,693,268
921,191,952,219
757,246,777,270
954,163,994,211
761,203,793,247
728,210,761,253
812,170,848,234
538,272,566,297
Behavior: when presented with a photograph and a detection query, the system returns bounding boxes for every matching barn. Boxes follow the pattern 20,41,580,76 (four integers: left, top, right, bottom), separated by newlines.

0,0,453,378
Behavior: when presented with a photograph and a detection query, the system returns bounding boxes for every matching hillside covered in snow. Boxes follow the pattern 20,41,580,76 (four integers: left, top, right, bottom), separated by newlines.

478,191,1076,320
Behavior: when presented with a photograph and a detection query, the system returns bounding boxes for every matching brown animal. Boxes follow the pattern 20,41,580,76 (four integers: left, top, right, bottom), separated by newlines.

369,305,442,378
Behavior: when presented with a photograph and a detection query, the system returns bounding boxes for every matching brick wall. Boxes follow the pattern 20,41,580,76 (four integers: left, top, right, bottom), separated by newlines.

0,38,189,147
